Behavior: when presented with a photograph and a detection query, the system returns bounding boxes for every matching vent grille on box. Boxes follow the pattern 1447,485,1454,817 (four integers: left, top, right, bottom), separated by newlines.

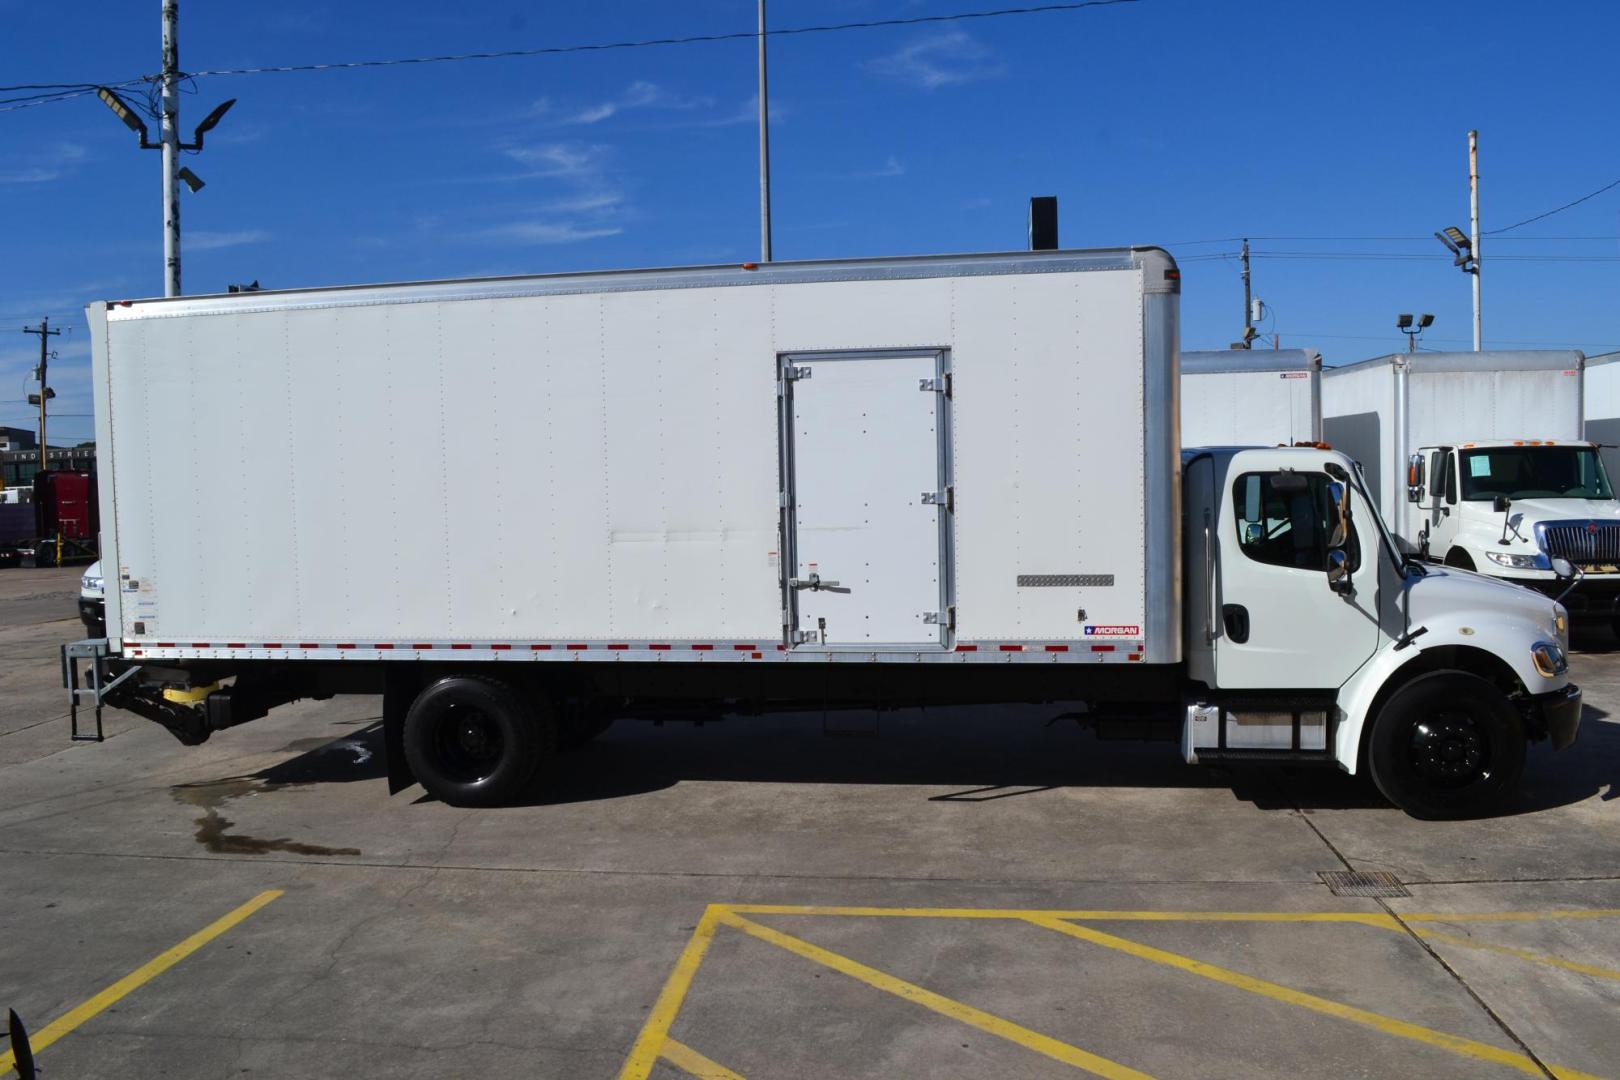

1319,870,1410,898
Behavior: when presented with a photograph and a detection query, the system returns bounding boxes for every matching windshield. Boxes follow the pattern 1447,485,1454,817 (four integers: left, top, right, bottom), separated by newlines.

1458,446,1613,501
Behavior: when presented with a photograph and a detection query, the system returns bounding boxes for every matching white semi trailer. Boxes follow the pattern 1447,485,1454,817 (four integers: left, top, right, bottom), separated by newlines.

68,250,1580,817
1180,349,1322,447
1321,351,1620,624
1583,351,1620,485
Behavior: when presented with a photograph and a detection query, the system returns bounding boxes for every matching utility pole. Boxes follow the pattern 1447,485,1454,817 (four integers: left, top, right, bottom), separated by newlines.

1239,238,1254,348
161,0,181,297
23,319,61,475
1468,129,1481,350
757,0,773,262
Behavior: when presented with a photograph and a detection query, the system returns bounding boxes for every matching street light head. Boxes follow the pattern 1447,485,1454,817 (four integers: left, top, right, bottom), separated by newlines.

96,87,149,140
1396,314,1414,330
192,98,236,141
1434,230,1461,255
1443,226,1471,250
176,166,205,193
1418,314,1435,329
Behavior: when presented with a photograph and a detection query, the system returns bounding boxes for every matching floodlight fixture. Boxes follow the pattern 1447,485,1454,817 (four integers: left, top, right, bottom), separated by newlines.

1396,313,1414,329
96,87,156,148
183,98,236,150
1435,230,1460,256
1443,226,1471,250
176,167,205,193
1417,313,1435,329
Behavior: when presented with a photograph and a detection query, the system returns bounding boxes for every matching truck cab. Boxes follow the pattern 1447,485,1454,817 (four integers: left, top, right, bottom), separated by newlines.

1184,445,1580,817
1407,440,1620,627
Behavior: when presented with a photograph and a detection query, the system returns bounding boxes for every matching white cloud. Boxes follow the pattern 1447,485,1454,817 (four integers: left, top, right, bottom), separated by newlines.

542,191,625,214
696,93,787,128
186,229,270,252
551,81,711,125
477,222,624,245
0,142,88,184
504,142,610,178
864,30,1005,90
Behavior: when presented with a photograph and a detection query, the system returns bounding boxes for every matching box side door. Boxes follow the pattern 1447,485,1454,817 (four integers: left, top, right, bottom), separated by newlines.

781,349,951,648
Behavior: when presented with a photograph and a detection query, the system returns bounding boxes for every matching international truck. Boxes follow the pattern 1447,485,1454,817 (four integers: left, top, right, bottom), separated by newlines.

67,249,1581,818
1321,351,1620,620
1180,349,1323,448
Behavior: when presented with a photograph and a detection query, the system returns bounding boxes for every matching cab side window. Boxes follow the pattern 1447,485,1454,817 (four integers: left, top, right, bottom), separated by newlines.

1439,452,1458,504
1233,472,1360,571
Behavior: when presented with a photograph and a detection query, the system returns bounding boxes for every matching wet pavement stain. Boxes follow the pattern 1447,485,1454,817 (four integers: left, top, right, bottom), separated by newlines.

172,774,362,858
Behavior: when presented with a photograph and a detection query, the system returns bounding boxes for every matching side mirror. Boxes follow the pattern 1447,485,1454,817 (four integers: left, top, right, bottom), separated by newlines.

1326,480,1353,594
1493,495,1512,514
1407,453,1426,503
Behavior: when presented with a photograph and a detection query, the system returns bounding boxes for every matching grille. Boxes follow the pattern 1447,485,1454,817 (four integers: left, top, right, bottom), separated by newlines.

1319,870,1410,898
1540,521,1620,567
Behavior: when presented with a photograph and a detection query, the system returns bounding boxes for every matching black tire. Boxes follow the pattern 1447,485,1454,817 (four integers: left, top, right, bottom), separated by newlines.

559,713,615,752
1367,671,1526,819
403,676,552,806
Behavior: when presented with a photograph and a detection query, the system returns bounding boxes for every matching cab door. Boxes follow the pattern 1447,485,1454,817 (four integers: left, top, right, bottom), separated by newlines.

1213,457,1380,689
1415,445,1458,559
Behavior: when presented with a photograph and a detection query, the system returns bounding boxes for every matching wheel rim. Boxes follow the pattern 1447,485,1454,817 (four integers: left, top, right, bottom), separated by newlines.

1407,710,1491,788
430,703,505,783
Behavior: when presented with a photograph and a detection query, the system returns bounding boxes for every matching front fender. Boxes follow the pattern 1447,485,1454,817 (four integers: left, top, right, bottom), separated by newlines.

1334,614,1562,774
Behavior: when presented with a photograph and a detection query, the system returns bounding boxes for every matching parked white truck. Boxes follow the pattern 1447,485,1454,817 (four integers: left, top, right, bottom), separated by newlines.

1180,349,1322,447
1321,351,1620,623
68,250,1580,817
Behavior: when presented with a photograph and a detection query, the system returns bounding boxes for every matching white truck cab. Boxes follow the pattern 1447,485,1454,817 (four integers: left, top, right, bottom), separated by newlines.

1186,444,1579,817
1407,440,1620,627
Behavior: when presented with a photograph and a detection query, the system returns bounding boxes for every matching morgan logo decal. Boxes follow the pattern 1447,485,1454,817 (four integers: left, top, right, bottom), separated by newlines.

1084,624,1140,637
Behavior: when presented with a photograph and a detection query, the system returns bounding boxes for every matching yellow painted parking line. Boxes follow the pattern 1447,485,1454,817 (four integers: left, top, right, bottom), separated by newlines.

1028,916,1604,1080
1414,928,1620,984
725,904,1400,928
719,910,1156,1080
619,905,725,1080
661,1037,746,1079
0,890,282,1077
1405,909,1620,924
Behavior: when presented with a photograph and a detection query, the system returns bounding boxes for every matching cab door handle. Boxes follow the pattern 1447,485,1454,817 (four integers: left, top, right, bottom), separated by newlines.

1222,604,1250,644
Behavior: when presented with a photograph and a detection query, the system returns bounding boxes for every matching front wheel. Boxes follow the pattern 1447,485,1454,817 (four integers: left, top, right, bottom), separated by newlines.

1367,671,1525,819
403,676,553,806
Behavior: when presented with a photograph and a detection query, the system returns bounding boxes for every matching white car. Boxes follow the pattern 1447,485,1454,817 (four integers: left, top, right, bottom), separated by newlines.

80,560,106,636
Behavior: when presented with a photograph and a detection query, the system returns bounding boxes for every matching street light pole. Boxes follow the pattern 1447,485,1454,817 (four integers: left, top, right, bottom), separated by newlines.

1468,129,1481,351
757,0,773,263
161,0,181,297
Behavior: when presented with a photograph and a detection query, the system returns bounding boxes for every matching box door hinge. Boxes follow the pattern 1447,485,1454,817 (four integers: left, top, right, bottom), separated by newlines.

919,373,952,397
920,485,955,512
783,364,813,381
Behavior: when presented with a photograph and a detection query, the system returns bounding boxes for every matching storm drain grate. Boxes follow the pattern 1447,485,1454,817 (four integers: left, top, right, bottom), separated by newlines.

1319,870,1410,898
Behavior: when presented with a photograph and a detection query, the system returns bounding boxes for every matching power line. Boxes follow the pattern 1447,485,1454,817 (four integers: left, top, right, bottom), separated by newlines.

0,0,1142,111
1486,176,1620,236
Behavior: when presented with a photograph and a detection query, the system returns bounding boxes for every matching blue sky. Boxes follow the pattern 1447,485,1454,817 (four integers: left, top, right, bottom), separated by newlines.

2,0,1618,444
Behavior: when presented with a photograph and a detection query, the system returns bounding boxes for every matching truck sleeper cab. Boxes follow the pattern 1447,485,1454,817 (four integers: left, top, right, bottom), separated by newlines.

1408,440,1620,628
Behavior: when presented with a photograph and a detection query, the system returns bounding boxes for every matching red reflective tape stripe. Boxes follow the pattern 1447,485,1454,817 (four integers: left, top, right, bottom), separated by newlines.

190,642,211,648
955,644,978,652
751,652,763,659
733,644,757,650
263,642,282,649
226,642,246,648
776,644,786,651
299,643,319,649
691,644,714,651
999,644,1023,652
336,643,357,649
649,643,671,651
607,643,629,650
1091,644,1115,652
530,643,552,651
411,643,433,650
489,644,511,651
567,644,588,650
450,643,472,650
1046,644,1069,652
374,643,395,650
154,642,175,647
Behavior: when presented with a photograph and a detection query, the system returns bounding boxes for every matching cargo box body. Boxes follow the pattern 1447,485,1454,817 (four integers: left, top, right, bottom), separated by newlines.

1180,349,1321,447
1584,351,1620,483
90,249,1181,668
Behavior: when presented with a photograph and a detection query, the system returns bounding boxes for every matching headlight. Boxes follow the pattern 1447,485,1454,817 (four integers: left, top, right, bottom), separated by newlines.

82,575,103,592
1532,641,1568,678
1486,551,1551,569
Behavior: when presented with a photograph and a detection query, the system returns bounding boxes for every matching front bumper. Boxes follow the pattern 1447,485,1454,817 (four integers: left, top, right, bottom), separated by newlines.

79,597,104,631
1530,683,1582,751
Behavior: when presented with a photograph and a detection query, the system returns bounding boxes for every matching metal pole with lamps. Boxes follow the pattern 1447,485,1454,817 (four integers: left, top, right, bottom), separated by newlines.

757,0,773,263
1397,313,1434,354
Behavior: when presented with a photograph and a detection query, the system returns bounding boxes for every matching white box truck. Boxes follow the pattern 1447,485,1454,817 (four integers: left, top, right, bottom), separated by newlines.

1180,349,1322,447
67,250,1581,817
1321,351,1620,624
1583,350,1620,483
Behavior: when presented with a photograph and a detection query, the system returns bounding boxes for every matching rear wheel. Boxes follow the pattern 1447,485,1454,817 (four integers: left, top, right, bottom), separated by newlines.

1367,671,1525,819
403,676,553,806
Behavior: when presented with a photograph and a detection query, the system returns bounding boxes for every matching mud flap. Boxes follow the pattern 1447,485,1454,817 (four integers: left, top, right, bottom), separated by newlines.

383,665,418,795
